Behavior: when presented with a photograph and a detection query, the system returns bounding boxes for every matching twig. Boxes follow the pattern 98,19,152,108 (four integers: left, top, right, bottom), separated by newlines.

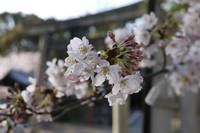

53,96,97,121
26,108,50,115
26,89,104,119
161,48,167,70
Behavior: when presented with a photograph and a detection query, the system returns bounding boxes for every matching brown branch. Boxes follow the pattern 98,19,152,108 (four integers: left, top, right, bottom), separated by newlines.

25,89,104,119
161,48,167,70
26,107,50,115
53,96,98,121
26,95,97,116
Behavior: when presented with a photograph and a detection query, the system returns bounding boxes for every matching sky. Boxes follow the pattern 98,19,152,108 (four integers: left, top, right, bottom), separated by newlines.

0,0,140,20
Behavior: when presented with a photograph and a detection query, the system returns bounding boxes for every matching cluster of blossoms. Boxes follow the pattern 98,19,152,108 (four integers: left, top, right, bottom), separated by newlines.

104,0,200,97
64,35,143,106
46,59,88,99
106,13,158,68
183,4,200,37
166,39,200,95
0,32,144,128
164,1,200,95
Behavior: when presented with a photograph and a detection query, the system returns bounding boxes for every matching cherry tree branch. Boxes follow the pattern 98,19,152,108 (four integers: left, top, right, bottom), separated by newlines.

161,48,167,70
53,95,99,121
26,89,105,119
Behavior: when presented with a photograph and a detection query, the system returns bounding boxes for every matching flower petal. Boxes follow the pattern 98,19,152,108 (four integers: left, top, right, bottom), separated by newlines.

94,74,106,86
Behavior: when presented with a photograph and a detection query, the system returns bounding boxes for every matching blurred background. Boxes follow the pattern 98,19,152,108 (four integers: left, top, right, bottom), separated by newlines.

0,0,199,133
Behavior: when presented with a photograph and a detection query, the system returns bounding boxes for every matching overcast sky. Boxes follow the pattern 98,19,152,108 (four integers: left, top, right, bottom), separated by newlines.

0,0,140,20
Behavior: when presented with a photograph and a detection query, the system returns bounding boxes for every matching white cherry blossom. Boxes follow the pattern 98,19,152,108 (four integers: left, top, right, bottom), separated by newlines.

134,12,158,30
0,86,11,99
0,120,8,133
167,71,186,95
21,77,37,105
46,59,77,98
112,72,143,95
139,45,157,68
74,82,88,99
46,59,65,89
167,63,200,95
183,4,200,37
139,59,156,68
105,28,132,48
94,60,121,86
21,90,33,105
64,56,77,67
65,38,100,86
67,37,93,59
134,28,151,46
185,40,200,62
166,36,190,63
105,92,128,106
26,77,37,93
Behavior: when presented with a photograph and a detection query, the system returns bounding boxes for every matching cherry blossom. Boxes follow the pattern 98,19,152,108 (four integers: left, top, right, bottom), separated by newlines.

94,60,121,86
105,92,128,106
21,77,37,105
0,120,8,133
185,40,200,62
166,36,190,64
183,4,200,37
134,12,158,30
21,90,33,105
67,37,93,59
0,86,12,99
112,72,143,95
46,59,67,97
134,28,151,46
105,28,132,49
74,82,89,99
105,72,143,106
